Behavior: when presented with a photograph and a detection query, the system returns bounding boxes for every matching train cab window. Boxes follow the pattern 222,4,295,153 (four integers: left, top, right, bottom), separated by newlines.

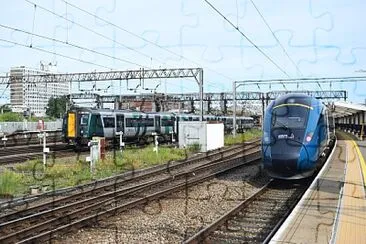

272,106,309,129
103,117,115,128
80,114,89,125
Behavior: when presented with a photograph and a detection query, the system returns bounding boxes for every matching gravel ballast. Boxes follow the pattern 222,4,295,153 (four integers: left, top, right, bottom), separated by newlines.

57,163,269,243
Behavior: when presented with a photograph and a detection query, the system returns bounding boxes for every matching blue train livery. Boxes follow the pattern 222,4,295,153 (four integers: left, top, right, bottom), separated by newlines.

261,94,332,179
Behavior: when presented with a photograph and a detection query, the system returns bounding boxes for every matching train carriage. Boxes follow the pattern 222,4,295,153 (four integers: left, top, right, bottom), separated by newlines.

62,107,254,146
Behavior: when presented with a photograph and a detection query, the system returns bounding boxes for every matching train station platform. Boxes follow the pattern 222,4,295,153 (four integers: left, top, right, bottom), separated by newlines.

270,131,366,243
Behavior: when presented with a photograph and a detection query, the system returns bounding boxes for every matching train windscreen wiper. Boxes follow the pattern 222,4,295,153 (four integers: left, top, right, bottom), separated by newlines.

274,119,289,130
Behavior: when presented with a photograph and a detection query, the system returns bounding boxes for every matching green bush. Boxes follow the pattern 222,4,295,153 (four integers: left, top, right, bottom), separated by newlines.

187,143,201,153
0,112,23,122
0,170,23,196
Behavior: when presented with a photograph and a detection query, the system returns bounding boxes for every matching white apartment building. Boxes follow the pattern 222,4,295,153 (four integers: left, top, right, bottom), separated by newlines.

10,63,69,116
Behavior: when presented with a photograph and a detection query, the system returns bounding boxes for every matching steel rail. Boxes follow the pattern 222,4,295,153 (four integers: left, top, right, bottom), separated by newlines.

0,149,260,243
0,139,259,212
184,179,310,244
0,147,259,228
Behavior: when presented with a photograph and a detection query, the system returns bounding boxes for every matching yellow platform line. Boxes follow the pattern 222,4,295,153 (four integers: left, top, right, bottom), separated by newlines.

351,140,366,188
342,132,366,188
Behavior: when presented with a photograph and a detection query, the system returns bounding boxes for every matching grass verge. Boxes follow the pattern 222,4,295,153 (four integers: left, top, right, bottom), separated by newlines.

1,129,262,197
225,128,262,146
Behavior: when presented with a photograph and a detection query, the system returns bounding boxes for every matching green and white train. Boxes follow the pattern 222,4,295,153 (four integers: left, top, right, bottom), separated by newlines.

62,107,254,146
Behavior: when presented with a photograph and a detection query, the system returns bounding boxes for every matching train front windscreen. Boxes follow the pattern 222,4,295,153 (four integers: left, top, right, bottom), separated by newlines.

271,105,309,130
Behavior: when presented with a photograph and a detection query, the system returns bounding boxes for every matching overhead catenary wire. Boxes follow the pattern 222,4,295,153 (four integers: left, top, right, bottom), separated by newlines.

60,0,235,84
248,0,325,92
24,0,150,68
202,0,291,79
25,0,226,91
0,38,195,92
249,0,302,77
0,24,147,68
0,38,112,70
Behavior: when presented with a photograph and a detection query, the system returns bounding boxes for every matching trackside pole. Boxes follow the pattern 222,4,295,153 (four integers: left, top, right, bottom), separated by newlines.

2,134,7,148
116,131,125,154
152,132,159,154
170,131,175,144
38,131,49,168
87,140,99,174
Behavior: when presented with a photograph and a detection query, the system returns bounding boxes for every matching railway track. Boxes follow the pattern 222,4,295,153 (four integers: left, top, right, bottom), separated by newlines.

0,140,260,243
184,179,311,244
0,131,62,148
0,143,76,165
0,139,148,165
0,140,260,209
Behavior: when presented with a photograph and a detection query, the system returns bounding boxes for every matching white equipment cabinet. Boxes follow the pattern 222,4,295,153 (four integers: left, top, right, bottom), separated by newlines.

178,121,224,152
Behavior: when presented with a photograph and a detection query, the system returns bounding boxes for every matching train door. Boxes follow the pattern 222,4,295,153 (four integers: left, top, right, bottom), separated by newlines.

162,116,174,134
116,114,125,134
175,116,180,140
141,115,148,136
155,115,161,134
102,116,116,138
62,114,67,141
125,115,139,138
89,114,104,137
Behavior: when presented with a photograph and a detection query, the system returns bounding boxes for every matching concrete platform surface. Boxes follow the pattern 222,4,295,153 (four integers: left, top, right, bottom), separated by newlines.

270,132,366,243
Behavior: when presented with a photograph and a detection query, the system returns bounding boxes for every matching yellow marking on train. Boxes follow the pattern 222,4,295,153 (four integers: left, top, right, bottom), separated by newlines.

351,140,366,188
273,103,313,110
67,112,76,138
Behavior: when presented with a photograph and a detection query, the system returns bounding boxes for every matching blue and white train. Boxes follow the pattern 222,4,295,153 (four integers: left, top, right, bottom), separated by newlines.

261,94,334,179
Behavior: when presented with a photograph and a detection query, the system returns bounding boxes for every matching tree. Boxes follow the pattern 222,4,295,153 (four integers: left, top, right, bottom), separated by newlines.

46,96,68,118
0,104,12,114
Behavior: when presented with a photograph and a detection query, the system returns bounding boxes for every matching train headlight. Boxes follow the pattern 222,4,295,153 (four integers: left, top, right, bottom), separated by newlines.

305,132,313,142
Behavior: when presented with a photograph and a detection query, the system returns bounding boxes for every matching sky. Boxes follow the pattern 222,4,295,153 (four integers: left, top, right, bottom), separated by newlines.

1,0,366,104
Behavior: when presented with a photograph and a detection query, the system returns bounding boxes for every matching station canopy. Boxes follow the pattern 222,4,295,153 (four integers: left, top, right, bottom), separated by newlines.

330,101,366,118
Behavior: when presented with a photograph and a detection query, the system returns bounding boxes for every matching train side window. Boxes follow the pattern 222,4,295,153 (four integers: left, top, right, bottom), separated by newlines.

103,117,115,128
143,118,154,127
125,118,135,127
162,118,174,126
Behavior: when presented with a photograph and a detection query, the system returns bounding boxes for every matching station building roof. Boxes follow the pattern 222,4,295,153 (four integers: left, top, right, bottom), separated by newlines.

331,101,366,118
